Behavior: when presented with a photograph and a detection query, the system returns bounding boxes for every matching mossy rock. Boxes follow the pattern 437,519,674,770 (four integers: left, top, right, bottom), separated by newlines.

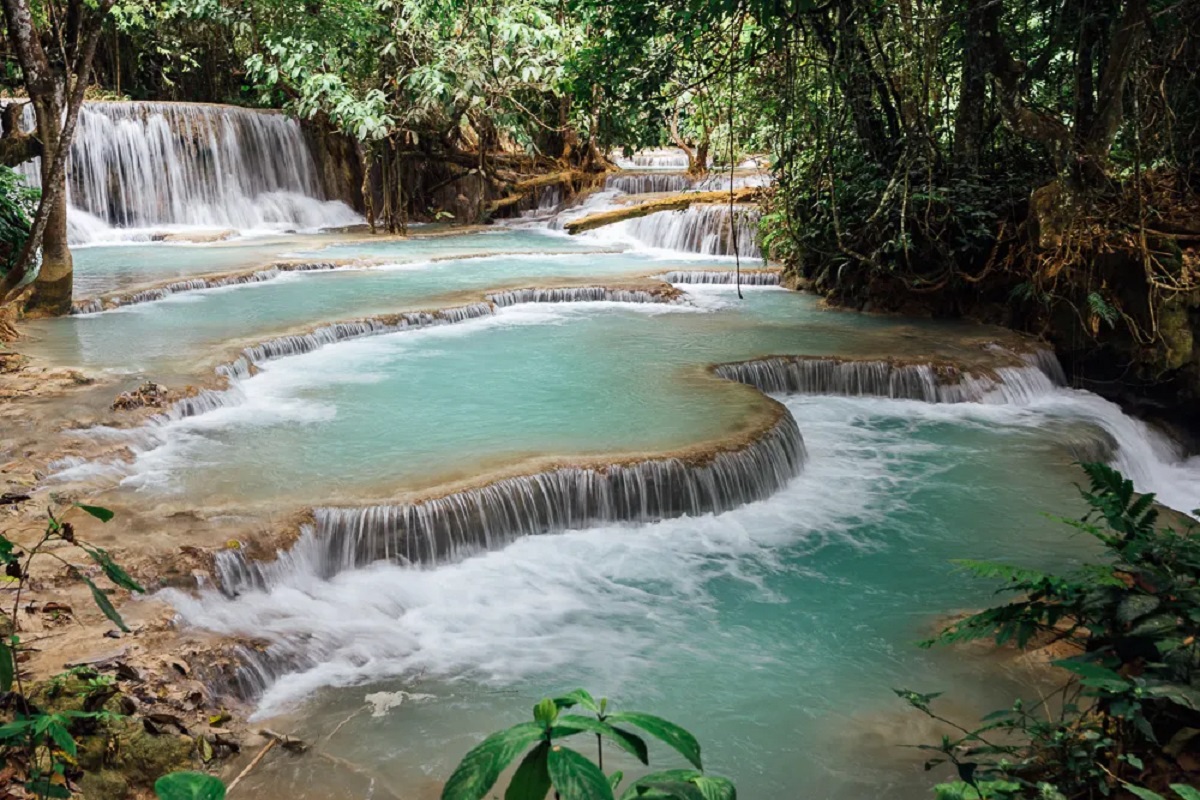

77,718,195,785
1154,294,1196,373
78,769,130,800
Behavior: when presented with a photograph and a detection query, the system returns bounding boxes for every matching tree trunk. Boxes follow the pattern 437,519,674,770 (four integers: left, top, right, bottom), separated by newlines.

26,94,73,315
691,133,710,179
952,0,998,171
1,0,113,314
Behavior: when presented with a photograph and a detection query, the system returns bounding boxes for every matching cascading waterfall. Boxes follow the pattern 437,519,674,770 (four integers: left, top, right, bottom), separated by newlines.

213,304,496,384
716,349,1200,513
216,410,805,596
621,205,762,258
13,101,360,242
485,287,676,306
692,172,774,191
613,148,692,169
149,286,684,425
605,173,694,194
72,261,346,314
660,270,780,285
713,354,1064,404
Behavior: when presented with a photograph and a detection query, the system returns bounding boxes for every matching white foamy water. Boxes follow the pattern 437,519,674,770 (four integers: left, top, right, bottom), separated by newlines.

161,373,1200,718
162,396,894,715
12,101,361,243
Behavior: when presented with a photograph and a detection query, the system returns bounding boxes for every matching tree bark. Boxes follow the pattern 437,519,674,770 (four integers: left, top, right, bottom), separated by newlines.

0,102,41,167
0,0,114,314
953,0,999,171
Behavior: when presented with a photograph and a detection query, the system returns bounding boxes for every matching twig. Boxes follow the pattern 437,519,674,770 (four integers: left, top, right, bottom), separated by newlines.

322,706,365,747
226,738,277,794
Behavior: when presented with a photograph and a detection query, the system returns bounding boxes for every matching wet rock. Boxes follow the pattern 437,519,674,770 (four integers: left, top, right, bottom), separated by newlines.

112,381,170,411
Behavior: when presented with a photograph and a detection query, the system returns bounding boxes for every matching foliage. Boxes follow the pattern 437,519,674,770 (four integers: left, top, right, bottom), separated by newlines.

0,504,144,797
154,771,227,800
0,165,41,290
442,688,736,800
900,463,1200,798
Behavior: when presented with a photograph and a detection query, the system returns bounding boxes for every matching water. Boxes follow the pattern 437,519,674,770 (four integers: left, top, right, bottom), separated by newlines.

13,101,360,242
20,125,1200,798
24,245,737,380
167,392,1110,799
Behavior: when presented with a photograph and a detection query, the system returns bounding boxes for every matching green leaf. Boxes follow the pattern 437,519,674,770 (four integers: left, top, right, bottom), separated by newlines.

154,772,227,800
1171,785,1200,800
608,772,624,793
82,545,145,593
443,722,545,800
634,782,706,800
619,771,705,800
76,504,115,523
0,718,34,740
691,777,736,800
552,716,649,764
83,575,130,632
606,712,702,769
506,742,551,800
1123,784,1167,800
26,776,71,799
534,698,560,727
1143,681,1200,711
546,745,614,800
0,639,13,693
46,721,76,757
554,689,599,713
1053,659,1130,692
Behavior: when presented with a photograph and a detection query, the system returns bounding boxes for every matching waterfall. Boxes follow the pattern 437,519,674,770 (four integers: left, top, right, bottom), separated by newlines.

215,410,806,597
693,172,774,191
12,101,360,242
72,261,346,314
486,287,677,306
212,304,496,385
714,352,1064,404
613,148,692,169
660,270,780,285
621,205,762,258
152,287,683,424
605,173,694,194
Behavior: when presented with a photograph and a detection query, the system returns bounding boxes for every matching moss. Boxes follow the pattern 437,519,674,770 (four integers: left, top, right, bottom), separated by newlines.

78,769,129,800
107,722,195,786
1155,294,1196,373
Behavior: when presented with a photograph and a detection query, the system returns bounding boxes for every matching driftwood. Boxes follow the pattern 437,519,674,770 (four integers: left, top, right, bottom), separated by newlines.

484,170,586,215
564,187,760,234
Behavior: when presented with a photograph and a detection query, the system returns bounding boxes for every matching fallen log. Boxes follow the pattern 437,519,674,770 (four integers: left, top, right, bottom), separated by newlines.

564,188,760,234
484,170,585,215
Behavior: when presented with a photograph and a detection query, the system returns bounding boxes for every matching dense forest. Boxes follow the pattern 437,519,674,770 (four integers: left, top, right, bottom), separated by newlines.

1,1,1199,799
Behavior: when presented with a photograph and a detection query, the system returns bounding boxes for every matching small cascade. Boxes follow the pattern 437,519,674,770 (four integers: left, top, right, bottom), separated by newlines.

536,185,563,211
692,173,774,191
154,287,687,424
605,173,694,194
622,205,762,258
215,410,806,597
216,304,495,382
613,148,692,169
486,287,675,306
72,261,345,314
660,270,780,286
12,101,360,241
714,351,1063,404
